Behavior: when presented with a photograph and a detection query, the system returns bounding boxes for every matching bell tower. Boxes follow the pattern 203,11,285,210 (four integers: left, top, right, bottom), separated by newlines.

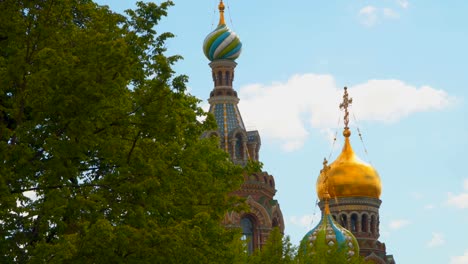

201,1,284,252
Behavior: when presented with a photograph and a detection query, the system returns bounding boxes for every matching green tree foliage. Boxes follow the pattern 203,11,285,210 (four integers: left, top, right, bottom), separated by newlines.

0,0,244,262
296,240,371,264
229,229,372,264
249,227,295,264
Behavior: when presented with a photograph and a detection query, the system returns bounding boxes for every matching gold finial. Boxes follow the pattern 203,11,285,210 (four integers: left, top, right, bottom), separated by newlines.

339,87,353,137
218,0,226,25
320,158,331,176
320,158,332,214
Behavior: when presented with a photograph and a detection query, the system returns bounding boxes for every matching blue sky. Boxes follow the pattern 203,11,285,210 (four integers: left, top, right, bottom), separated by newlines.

96,1,468,263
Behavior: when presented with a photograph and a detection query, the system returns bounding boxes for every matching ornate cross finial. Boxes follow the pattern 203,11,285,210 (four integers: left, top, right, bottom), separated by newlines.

320,158,331,198
339,87,353,131
321,158,332,213
320,158,331,175
218,0,226,25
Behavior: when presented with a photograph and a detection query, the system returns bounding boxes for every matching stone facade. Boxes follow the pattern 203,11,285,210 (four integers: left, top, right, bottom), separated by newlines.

319,197,395,264
202,59,284,252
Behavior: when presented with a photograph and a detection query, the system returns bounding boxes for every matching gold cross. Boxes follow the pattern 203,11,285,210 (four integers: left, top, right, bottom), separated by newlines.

339,87,353,129
320,158,331,198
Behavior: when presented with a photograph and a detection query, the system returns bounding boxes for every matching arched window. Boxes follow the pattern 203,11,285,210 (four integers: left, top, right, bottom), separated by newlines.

370,215,376,234
241,217,254,254
340,214,348,229
235,134,243,159
272,218,279,228
362,214,368,233
351,214,358,232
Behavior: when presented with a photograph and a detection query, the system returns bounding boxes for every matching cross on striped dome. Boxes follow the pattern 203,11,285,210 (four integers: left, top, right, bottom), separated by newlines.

203,1,242,61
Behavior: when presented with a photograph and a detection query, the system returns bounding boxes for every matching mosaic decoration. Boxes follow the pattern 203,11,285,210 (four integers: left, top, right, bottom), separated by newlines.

303,213,359,257
210,103,245,139
213,104,226,136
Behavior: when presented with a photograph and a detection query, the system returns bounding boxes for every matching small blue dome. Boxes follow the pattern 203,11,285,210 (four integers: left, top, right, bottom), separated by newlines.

302,213,359,257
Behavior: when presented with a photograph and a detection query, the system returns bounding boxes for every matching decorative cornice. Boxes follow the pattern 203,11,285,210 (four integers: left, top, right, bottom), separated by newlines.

209,59,237,68
318,196,382,211
208,96,240,104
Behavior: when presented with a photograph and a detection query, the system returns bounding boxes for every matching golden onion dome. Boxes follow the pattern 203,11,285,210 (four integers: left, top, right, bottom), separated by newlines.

316,128,382,199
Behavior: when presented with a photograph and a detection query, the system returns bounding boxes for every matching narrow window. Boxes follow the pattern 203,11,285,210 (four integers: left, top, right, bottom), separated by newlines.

241,217,254,254
217,71,223,85
226,71,231,85
351,214,358,232
235,134,243,159
362,214,368,232
340,214,348,229
272,218,279,228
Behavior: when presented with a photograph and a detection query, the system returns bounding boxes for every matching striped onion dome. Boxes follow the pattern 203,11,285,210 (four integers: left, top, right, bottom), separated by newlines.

302,205,359,258
203,1,242,61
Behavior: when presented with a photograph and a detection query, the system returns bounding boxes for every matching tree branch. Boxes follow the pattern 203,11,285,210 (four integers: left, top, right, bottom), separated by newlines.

127,130,141,164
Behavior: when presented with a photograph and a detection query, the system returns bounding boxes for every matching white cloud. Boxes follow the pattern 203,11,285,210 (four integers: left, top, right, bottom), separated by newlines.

451,250,468,264
359,6,378,27
238,73,455,151
447,178,468,209
359,4,405,27
448,193,468,209
389,219,411,230
288,214,321,230
383,8,400,19
427,232,445,248
352,80,454,122
397,0,410,9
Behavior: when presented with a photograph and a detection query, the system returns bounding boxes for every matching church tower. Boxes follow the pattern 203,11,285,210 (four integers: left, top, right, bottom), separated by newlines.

315,88,396,263
201,1,284,252
302,158,361,260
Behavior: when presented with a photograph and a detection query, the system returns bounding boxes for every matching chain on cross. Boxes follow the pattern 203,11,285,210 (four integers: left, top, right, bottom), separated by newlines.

339,87,353,130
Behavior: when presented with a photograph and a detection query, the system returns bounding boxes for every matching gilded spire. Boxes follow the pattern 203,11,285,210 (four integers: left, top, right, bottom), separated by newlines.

339,87,353,137
218,0,226,25
320,158,332,214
